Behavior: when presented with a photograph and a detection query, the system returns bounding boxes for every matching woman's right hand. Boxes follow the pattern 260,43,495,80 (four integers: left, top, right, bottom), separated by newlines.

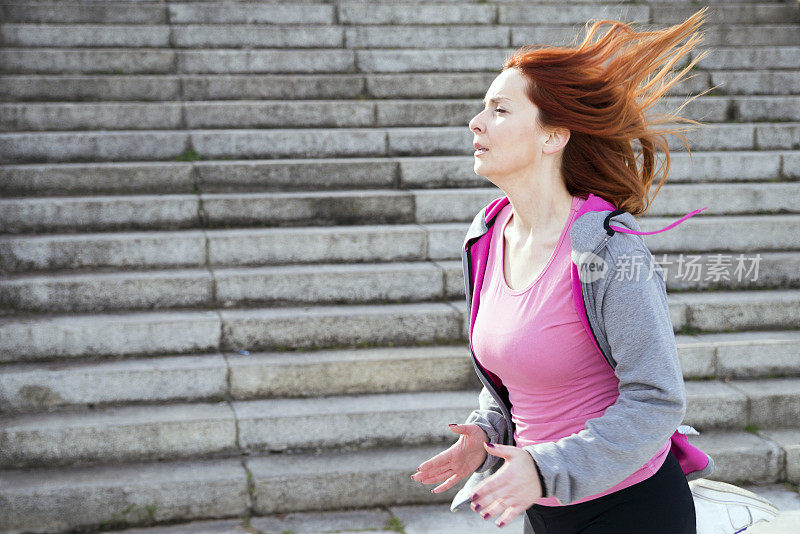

411,423,490,494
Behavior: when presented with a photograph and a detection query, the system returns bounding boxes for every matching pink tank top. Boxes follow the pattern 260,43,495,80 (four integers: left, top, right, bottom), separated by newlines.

472,195,668,506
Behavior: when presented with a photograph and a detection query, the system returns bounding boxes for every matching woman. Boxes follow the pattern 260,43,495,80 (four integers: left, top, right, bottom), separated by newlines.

411,8,718,533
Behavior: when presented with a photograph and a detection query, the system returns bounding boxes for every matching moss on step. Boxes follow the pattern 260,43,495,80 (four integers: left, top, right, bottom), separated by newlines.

96,501,158,530
676,325,702,336
174,148,200,162
384,515,407,533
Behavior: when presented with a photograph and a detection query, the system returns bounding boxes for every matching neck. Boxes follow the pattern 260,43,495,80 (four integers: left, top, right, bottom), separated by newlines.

503,178,574,246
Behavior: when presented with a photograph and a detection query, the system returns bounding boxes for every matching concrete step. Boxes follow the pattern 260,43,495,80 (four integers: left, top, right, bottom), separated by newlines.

710,70,800,96
0,454,251,533
0,193,203,233
0,390,472,468
0,301,464,362
0,308,225,363
0,228,211,272
0,64,800,102
1,151,795,197
0,429,797,532
652,3,800,24
512,24,800,47
157,488,800,534
3,248,800,313
7,497,800,534
3,95,799,132
0,0,792,25
1,380,799,469
3,291,800,361
0,1,169,24
0,267,216,312
0,345,477,413
2,46,799,75
172,2,646,26
4,69,797,103
3,331,800,413
2,213,800,273
697,46,800,70
2,123,799,163
4,22,799,48
3,181,800,233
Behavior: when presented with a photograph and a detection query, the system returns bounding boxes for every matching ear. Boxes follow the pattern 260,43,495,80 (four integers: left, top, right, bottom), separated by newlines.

543,128,570,155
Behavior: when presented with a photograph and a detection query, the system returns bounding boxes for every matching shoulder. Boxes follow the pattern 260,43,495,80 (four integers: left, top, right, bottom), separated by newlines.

571,209,644,254
598,211,660,266
599,216,666,289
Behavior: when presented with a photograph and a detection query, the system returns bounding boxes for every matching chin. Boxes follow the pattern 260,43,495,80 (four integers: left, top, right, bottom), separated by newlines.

473,163,488,177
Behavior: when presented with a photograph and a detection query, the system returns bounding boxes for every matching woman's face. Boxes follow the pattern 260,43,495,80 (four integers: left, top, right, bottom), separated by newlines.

468,68,557,182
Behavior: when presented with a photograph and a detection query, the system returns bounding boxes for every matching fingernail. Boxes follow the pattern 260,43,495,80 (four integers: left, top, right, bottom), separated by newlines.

498,521,506,528
416,467,421,471
471,493,478,501
481,513,489,520
430,489,435,493
486,443,495,448
474,503,481,511
448,423,457,427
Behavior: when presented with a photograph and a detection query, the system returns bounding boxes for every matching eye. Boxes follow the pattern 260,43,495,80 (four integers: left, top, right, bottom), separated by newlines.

494,108,507,114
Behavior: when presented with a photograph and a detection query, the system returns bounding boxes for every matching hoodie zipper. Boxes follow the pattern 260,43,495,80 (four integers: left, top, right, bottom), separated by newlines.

579,234,616,370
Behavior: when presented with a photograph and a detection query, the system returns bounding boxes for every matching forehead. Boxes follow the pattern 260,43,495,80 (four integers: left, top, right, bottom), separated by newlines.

483,69,525,104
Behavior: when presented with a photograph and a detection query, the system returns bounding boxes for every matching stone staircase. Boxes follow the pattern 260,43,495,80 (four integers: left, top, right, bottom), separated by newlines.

1,0,800,532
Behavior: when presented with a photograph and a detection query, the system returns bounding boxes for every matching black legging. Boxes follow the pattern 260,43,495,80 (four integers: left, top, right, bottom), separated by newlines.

524,450,696,533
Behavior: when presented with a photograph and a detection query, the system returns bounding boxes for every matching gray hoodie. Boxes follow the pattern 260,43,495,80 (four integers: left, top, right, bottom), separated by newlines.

450,192,715,517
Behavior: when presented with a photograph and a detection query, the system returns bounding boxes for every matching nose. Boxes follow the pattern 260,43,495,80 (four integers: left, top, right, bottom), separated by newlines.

469,109,484,134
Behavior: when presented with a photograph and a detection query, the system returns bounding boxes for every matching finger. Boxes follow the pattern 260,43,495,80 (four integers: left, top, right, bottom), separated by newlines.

417,461,455,478
431,473,461,494
450,423,481,439
469,478,498,509
416,449,451,472
474,496,506,521
413,468,454,484
412,460,455,481
483,442,515,459
494,504,524,528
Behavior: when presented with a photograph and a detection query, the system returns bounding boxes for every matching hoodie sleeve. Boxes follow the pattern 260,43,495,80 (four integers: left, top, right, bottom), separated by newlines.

464,386,550,493
521,244,686,505
463,385,507,473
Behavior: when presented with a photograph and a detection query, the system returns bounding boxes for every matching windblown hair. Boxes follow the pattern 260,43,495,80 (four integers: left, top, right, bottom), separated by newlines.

503,7,715,216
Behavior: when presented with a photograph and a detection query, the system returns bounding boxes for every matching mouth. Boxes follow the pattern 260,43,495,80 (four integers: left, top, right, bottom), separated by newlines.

473,142,489,156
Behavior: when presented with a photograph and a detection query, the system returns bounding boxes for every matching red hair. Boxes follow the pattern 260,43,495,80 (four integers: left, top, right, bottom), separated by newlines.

502,7,715,216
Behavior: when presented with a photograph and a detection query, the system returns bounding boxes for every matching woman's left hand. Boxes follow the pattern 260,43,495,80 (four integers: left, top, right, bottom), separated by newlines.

469,442,544,528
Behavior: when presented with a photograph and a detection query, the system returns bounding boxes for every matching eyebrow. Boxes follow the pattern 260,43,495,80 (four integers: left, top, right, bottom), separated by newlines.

483,96,511,105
